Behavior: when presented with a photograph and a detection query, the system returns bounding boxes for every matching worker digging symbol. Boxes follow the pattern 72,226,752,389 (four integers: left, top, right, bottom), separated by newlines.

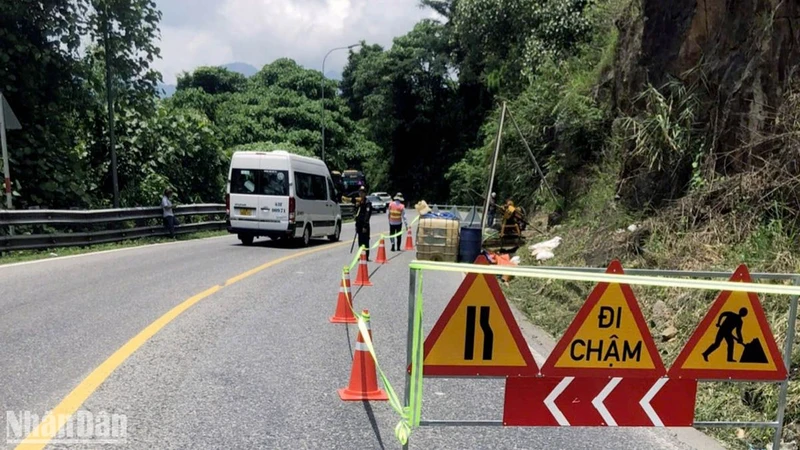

701,307,768,364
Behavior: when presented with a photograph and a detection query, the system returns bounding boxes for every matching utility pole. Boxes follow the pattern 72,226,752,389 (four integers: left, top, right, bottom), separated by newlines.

321,43,362,163
1,92,21,236
482,102,506,231
0,93,12,211
103,4,120,208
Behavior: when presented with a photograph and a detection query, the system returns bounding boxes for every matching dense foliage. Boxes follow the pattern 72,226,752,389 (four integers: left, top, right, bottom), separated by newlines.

0,0,602,209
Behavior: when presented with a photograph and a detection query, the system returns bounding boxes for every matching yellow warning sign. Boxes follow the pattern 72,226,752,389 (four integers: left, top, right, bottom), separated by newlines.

413,256,539,377
669,265,787,380
541,260,666,377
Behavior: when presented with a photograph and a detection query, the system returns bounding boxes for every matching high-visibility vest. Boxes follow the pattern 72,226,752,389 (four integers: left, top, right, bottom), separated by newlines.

389,202,404,224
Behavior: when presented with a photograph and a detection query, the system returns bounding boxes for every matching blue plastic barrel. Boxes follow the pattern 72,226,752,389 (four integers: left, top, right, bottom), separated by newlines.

459,226,482,263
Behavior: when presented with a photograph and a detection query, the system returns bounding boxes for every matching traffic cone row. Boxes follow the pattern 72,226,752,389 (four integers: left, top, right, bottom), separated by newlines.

338,310,388,401
331,227,419,403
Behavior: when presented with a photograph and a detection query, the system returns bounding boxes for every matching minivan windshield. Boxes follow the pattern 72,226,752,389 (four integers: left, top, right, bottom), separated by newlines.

230,169,289,196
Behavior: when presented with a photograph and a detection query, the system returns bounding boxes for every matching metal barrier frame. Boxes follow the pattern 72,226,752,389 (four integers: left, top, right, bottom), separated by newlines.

402,264,799,450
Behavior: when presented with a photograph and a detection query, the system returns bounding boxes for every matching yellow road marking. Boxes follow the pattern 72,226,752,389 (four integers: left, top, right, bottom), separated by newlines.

14,238,357,450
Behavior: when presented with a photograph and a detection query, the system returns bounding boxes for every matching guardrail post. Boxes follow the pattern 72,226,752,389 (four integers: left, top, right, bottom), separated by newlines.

773,276,799,450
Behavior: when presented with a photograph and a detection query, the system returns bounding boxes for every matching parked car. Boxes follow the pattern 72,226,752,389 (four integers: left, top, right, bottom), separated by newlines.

367,195,388,213
226,150,342,246
370,191,392,203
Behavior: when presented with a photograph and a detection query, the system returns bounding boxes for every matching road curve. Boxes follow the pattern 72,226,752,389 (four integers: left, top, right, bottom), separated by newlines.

0,214,720,449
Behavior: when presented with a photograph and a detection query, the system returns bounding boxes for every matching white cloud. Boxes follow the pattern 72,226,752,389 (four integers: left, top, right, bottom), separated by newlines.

157,27,235,85
153,0,440,84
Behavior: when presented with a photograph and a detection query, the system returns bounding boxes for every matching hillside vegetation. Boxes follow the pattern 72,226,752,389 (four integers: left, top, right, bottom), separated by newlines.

2,0,799,447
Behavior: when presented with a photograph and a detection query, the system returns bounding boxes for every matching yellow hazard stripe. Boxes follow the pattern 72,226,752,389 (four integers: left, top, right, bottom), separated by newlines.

407,261,800,296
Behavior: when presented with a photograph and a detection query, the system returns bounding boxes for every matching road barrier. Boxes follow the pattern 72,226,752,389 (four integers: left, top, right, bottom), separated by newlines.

401,259,799,450
0,203,355,252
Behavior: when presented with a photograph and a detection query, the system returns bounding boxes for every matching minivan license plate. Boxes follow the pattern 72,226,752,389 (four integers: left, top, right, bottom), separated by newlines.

238,208,253,216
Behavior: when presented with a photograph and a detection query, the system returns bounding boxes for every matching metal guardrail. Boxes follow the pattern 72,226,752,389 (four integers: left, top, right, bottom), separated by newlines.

0,204,225,226
1,202,355,252
1,204,227,251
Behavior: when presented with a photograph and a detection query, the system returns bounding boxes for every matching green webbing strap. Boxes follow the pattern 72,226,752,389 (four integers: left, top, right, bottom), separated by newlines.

347,216,420,272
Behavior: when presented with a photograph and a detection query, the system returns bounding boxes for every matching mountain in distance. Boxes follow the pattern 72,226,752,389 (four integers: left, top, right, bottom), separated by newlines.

157,62,259,98
222,62,259,77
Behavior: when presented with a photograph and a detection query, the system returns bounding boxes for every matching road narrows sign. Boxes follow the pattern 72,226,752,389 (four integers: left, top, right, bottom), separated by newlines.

668,264,787,381
502,376,697,427
409,255,539,377
540,260,666,377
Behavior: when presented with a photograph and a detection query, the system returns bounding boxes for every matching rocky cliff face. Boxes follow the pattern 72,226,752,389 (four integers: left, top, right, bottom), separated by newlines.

613,0,800,208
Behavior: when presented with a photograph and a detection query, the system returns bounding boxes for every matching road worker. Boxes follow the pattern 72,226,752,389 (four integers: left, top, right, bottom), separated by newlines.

354,186,373,260
387,192,407,251
161,188,176,238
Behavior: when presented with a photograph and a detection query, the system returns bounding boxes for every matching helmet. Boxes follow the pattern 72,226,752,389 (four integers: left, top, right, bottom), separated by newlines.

394,192,404,201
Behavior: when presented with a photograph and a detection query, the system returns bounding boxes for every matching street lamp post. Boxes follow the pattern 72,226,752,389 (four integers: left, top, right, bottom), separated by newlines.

321,43,361,163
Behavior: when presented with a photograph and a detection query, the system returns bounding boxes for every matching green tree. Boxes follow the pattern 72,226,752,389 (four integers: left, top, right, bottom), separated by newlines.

341,20,487,201
177,66,248,95
0,0,95,208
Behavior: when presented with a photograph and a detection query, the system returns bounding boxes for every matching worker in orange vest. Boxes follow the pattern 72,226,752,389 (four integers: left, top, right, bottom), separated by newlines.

387,192,407,251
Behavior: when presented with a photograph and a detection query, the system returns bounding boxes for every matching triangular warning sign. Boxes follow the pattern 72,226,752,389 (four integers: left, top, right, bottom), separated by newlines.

409,255,539,377
668,264,787,381
540,260,666,378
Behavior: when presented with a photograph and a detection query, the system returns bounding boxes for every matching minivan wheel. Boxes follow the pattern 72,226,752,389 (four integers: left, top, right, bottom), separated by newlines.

302,225,311,247
239,234,254,246
328,221,341,242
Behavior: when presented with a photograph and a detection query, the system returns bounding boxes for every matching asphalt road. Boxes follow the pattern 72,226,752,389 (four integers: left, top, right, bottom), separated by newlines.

0,214,724,449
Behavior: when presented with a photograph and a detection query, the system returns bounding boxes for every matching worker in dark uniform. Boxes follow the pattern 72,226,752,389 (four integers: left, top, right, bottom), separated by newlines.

702,307,748,362
354,186,373,261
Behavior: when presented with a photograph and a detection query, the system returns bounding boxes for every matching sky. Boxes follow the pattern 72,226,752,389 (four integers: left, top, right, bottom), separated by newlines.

152,0,440,85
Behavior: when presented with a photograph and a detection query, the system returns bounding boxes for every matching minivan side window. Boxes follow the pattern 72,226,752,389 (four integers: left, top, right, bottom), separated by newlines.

295,172,327,201
311,174,327,201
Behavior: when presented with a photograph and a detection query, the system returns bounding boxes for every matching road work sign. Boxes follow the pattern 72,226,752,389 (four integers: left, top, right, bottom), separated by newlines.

668,264,787,381
540,260,665,377
410,256,539,377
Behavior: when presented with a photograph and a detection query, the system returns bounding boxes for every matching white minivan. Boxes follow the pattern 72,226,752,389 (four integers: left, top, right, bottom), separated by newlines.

225,150,343,246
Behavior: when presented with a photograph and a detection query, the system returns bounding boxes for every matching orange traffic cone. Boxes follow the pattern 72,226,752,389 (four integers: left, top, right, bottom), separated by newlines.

329,268,357,324
338,310,388,401
353,250,373,286
403,227,414,251
375,238,388,264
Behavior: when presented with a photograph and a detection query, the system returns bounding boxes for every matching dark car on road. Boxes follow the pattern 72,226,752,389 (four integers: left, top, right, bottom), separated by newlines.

367,195,388,213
